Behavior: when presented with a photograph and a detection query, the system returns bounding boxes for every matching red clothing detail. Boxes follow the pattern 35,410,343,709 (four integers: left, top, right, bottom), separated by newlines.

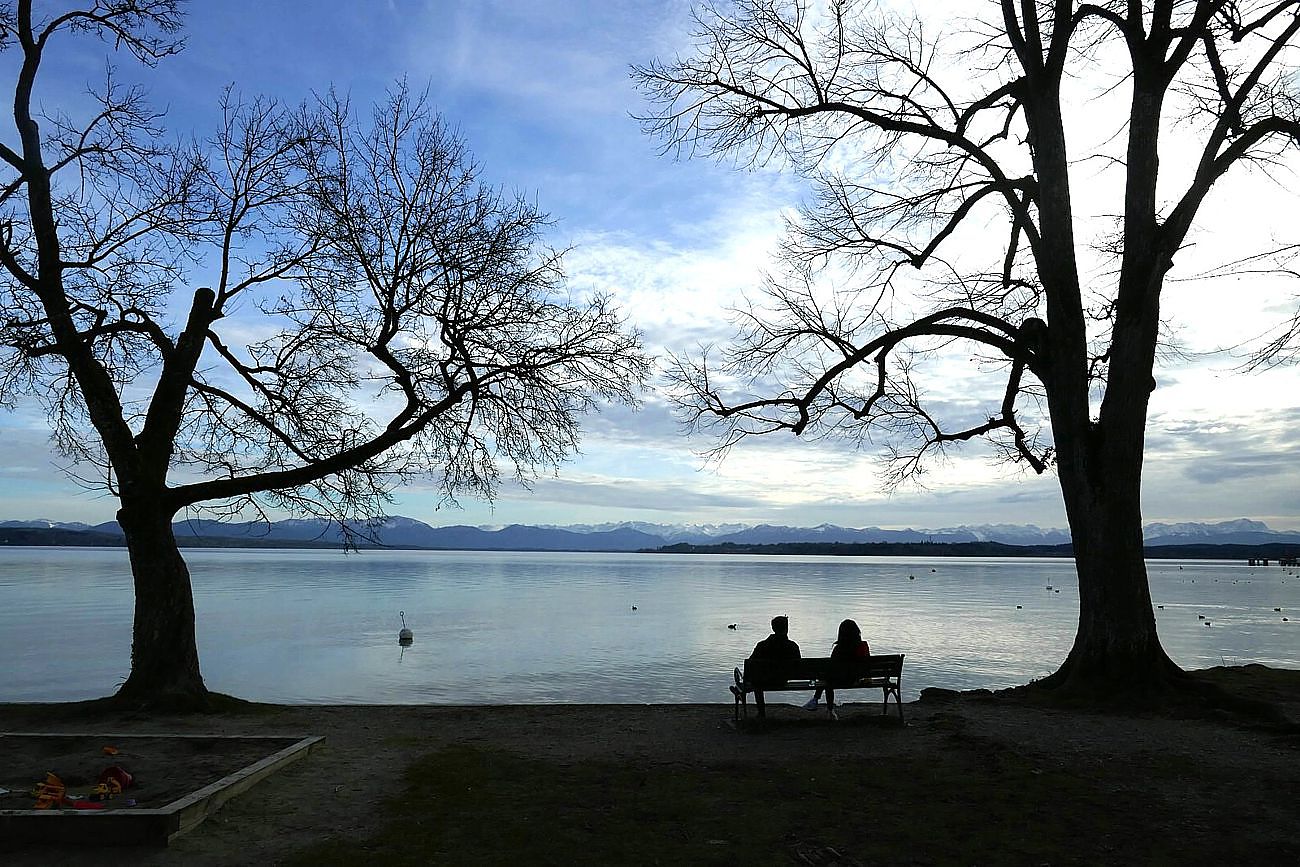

830,639,870,659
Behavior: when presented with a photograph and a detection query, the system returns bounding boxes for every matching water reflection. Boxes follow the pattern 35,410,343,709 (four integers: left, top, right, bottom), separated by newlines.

0,548,1295,703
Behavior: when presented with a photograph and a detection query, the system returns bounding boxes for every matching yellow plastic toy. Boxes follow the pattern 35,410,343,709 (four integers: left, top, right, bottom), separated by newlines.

91,778,123,800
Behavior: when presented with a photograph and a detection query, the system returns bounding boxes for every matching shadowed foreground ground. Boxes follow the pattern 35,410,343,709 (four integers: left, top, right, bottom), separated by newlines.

2,665,1297,865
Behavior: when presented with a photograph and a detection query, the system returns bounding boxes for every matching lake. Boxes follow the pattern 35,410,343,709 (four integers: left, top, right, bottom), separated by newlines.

0,547,1295,704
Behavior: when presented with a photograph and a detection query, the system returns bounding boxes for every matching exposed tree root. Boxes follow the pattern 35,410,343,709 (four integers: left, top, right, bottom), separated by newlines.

91,689,260,716
1001,661,1293,727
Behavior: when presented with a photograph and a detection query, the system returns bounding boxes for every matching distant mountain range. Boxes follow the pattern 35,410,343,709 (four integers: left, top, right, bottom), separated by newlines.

3,515,1299,551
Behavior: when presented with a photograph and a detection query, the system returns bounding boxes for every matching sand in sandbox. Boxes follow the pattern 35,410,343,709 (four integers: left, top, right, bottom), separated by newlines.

0,735,301,811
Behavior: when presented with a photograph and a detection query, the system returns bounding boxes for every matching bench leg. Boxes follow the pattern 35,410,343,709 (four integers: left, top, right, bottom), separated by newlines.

735,687,750,720
881,682,904,721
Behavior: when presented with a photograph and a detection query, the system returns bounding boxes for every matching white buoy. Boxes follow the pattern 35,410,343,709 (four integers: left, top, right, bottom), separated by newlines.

398,610,413,645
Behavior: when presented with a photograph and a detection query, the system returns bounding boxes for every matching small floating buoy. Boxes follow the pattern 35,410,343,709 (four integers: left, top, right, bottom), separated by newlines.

931,568,936,573
909,575,915,580
398,610,413,645
727,623,737,630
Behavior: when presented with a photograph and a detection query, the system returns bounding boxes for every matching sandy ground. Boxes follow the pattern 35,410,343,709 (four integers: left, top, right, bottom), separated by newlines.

2,665,1298,865
0,734,305,811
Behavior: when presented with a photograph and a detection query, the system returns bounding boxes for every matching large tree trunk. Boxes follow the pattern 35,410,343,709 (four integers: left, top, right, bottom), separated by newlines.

114,503,210,706
1050,478,1182,692
1040,413,1185,697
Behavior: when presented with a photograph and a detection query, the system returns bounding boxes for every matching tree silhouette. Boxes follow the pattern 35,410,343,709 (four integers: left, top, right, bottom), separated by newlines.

636,0,1300,697
0,2,649,707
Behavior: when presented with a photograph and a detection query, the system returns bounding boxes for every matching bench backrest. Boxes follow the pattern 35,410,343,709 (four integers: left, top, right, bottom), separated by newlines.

743,653,903,685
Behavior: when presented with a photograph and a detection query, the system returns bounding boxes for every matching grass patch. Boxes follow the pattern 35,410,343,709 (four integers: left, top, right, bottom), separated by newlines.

285,735,1182,865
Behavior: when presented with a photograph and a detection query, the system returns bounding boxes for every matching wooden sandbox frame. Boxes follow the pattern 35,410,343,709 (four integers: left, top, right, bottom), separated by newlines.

0,732,323,847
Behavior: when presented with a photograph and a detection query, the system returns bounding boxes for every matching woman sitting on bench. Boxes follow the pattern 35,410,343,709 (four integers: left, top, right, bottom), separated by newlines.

805,618,870,718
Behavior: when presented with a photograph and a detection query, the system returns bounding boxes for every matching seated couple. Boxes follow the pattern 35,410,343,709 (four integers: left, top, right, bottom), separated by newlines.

749,615,870,718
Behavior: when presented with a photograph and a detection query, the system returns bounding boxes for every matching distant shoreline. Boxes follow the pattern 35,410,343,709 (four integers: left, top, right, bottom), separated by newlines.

641,540,1300,559
0,527,351,550
2,525,1299,561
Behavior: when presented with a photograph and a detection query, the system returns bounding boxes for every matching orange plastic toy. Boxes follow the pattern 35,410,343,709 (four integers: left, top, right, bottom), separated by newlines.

33,772,66,809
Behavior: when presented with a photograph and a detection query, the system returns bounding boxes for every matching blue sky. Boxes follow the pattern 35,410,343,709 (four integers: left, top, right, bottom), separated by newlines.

2,0,1299,532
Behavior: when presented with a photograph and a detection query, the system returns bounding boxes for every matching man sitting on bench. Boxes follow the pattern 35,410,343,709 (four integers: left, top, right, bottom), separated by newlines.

747,615,801,716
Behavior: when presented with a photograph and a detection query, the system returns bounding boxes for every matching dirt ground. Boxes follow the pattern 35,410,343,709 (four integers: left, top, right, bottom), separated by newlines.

2,664,1297,865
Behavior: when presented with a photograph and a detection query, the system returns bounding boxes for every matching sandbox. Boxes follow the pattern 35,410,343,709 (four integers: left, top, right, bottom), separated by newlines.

0,732,322,846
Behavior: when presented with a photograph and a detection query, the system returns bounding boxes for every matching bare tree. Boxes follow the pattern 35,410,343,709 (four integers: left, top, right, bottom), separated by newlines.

0,2,649,707
636,0,1300,697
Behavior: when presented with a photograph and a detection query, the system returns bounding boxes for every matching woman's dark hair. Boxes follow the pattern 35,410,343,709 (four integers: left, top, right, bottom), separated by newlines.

835,618,861,646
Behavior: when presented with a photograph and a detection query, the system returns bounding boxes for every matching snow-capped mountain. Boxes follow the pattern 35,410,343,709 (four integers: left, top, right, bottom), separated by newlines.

1140,518,1296,546
543,521,1073,546
1142,518,1268,538
4,516,1298,550
0,518,95,531
540,521,752,542
928,524,1072,545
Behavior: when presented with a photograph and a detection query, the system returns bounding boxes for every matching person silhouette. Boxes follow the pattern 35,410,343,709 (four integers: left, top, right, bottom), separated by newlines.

822,618,870,720
747,615,801,716
750,615,800,661
804,618,869,710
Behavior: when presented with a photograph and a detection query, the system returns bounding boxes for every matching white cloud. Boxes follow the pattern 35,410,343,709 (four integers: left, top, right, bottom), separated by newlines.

566,178,798,348
402,0,693,121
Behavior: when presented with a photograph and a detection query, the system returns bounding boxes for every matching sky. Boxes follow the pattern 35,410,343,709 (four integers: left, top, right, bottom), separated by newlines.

1,0,1299,532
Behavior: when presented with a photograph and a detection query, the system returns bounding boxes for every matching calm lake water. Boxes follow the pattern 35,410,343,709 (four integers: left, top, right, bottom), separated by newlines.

0,547,1296,704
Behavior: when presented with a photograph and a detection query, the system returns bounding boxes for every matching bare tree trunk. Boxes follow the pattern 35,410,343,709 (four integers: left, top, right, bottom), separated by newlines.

114,503,209,706
1042,425,1184,695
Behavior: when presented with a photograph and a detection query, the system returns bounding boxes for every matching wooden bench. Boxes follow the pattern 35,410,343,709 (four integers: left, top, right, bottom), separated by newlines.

730,654,904,722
